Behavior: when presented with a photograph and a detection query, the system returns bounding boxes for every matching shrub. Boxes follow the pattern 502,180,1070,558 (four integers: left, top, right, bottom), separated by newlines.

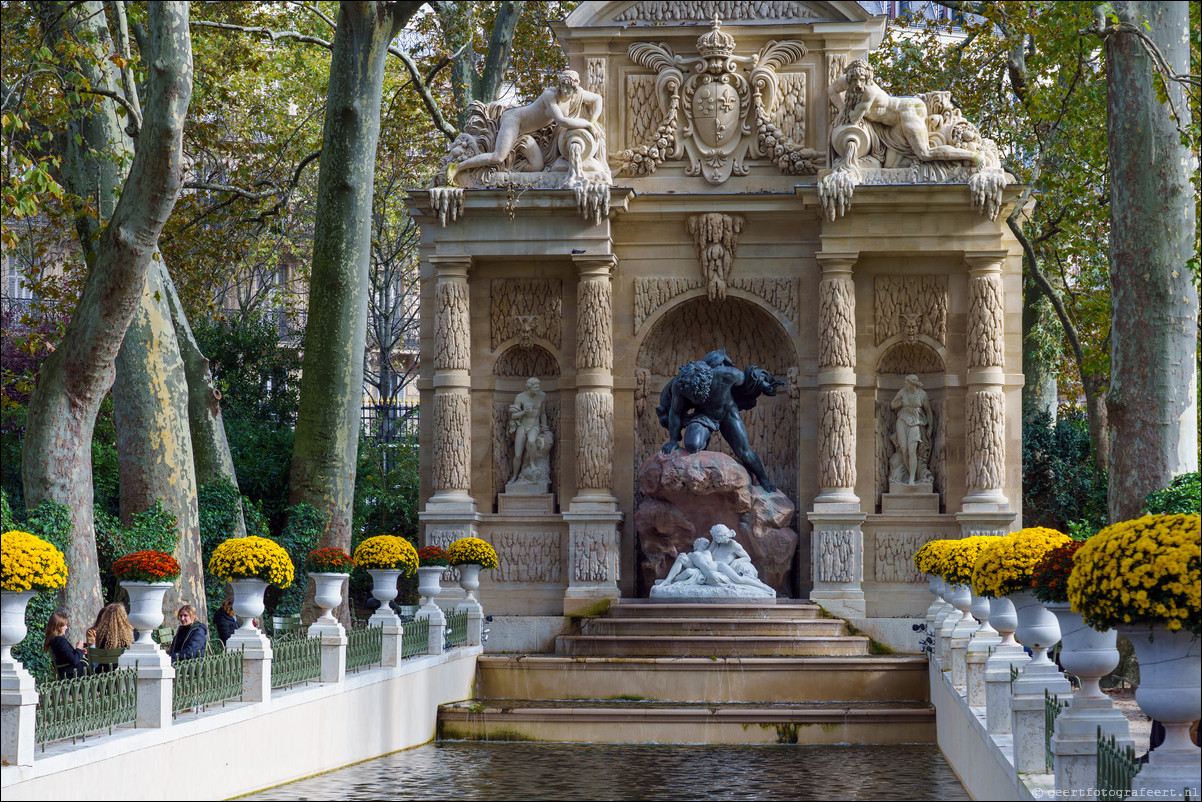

1143,472,1201,515
1022,410,1107,533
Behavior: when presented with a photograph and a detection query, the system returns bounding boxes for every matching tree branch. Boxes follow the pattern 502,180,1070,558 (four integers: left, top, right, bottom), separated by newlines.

386,44,458,140
480,1,522,103
78,86,141,137
189,19,332,50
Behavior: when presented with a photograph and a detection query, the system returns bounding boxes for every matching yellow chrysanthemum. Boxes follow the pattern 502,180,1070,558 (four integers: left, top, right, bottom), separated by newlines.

1068,514,1200,635
208,535,294,588
447,537,499,570
971,527,1071,598
1,530,68,592
352,536,418,574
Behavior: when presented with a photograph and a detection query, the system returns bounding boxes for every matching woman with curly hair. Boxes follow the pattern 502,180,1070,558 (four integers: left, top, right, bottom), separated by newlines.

86,603,135,650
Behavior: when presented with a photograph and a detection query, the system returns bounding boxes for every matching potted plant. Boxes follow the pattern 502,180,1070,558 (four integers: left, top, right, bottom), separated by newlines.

111,550,181,643
1068,512,1200,780
1,530,68,669
447,537,498,606
416,546,450,611
353,535,418,615
208,535,295,632
303,547,355,623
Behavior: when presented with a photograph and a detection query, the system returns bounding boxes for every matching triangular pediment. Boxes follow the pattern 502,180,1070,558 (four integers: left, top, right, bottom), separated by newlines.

565,0,874,28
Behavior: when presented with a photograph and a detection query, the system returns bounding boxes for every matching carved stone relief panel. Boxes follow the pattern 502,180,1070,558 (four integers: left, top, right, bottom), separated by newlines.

874,275,948,345
614,1,821,22
817,388,856,489
634,275,799,333
492,530,562,583
826,54,847,124
574,529,615,582
490,279,562,351
494,345,561,378
634,277,702,332
772,73,807,146
586,57,605,95
577,277,614,371
432,393,472,492
434,281,470,371
687,213,745,302
575,391,614,490
493,399,559,493
816,529,857,583
874,531,938,584
818,276,855,368
966,389,1006,490
877,342,944,375
968,275,1005,368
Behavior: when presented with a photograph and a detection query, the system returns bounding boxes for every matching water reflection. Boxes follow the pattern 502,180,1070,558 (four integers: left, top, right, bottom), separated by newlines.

244,743,968,801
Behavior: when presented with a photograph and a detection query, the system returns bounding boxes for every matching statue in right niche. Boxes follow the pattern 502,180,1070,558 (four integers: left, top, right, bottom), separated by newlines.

507,377,554,491
890,374,933,485
656,349,784,492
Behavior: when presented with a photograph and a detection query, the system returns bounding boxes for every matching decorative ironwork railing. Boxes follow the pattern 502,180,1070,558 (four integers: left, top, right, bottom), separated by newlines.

271,635,321,689
445,609,468,649
1045,689,1066,772
173,648,244,717
35,667,138,747
402,617,429,659
346,625,384,673
1097,727,1140,798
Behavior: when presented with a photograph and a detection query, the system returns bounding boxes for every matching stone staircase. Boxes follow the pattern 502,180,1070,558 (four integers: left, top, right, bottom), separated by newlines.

438,601,935,744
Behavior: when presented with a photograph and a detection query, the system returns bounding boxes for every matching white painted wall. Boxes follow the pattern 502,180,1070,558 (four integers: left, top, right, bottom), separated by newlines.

1,647,479,801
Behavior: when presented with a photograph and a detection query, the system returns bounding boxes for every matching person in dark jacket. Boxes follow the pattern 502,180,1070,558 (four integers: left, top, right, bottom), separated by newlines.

168,604,208,663
43,612,87,679
213,598,238,644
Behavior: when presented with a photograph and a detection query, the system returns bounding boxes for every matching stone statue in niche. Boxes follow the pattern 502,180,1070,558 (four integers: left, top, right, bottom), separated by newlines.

652,524,775,598
446,69,610,192
819,59,1009,221
656,349,784,492
890,374,933,486
506,377,554,494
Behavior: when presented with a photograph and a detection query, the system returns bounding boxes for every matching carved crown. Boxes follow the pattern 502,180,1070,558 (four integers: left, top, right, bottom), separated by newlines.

696,16,735,59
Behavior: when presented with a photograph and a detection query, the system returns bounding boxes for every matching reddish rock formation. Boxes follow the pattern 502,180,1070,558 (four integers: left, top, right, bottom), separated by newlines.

635,450,798,595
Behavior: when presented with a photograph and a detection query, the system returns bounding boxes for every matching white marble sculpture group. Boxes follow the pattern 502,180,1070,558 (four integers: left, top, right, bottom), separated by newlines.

651,524,776,599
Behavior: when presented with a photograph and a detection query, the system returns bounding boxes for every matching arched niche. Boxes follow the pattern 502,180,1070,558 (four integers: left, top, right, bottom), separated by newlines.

494,344,561,377
491,344,561,509
633,295,799,508
873,341,947,514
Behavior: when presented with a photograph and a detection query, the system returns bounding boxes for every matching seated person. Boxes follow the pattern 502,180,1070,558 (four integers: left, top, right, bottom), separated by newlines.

168,604,208,663
43,612,87,679
85,602,135,672
213,598,238,645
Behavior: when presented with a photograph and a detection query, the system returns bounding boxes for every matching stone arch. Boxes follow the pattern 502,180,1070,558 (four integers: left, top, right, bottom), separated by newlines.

875,340,944,375
633,295,799,510
494,344,561,378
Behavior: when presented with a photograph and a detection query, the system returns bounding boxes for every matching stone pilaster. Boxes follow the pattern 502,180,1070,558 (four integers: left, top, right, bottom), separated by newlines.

308,620,347,685
421,256,481,552
118,640,174,728
565,254,622,614
1,657,37,765
808,252,865,617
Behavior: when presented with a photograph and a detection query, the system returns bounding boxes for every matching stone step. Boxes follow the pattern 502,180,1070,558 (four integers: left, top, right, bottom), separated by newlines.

438,699,935,745
476,655,929,703
579,617,847,637
557,633,870,657
606,602,822,619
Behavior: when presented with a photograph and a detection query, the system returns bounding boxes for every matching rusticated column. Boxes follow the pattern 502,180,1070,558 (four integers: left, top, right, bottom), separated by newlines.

808,252,866,618
564,254,621,614
421,256,479,581
962,252,1009,509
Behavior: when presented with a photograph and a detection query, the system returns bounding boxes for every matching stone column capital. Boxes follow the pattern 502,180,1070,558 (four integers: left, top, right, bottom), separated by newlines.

816,252,858,275
962,251,1007,274
430,255,472,278
573,253,617,278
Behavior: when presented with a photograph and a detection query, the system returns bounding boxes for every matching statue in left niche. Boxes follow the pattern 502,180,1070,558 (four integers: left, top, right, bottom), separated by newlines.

656,349,784,492
507,377,554,493
446,69,610,190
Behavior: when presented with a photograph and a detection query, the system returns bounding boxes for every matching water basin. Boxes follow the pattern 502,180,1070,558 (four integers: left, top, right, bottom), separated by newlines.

242,742,968,800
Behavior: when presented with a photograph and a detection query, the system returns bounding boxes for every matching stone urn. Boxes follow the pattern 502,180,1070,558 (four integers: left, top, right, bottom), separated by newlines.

366,568,402,609
1010,590,1061,664
989,596,1019,647
310,572,348,623
231,577,270,631
1045,602,1117,699
949,584,974,625
417,566,444,612
121,581,173,644
0,589,36,667
1119,624,1201,796
458,564,482,605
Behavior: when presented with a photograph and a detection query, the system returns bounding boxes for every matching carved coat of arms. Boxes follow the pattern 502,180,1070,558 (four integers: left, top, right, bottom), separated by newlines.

616,16,822,184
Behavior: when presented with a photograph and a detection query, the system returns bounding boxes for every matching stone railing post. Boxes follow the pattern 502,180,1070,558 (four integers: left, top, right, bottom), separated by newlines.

808,252,866,618
371,608,404,667
564,253,622,615
227,627,272,706
421,256,482,590
1,656,37,765
417,606,446,656
465,609,484,647
118,638,174,728
308,619,346,685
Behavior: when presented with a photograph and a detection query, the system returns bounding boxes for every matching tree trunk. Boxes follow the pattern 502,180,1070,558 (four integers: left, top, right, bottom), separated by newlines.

288,2,414,621
1083,374,1110,477
1021,277,1058,422
1105,1,1199,521
22,1,193,639
113,256,206,619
